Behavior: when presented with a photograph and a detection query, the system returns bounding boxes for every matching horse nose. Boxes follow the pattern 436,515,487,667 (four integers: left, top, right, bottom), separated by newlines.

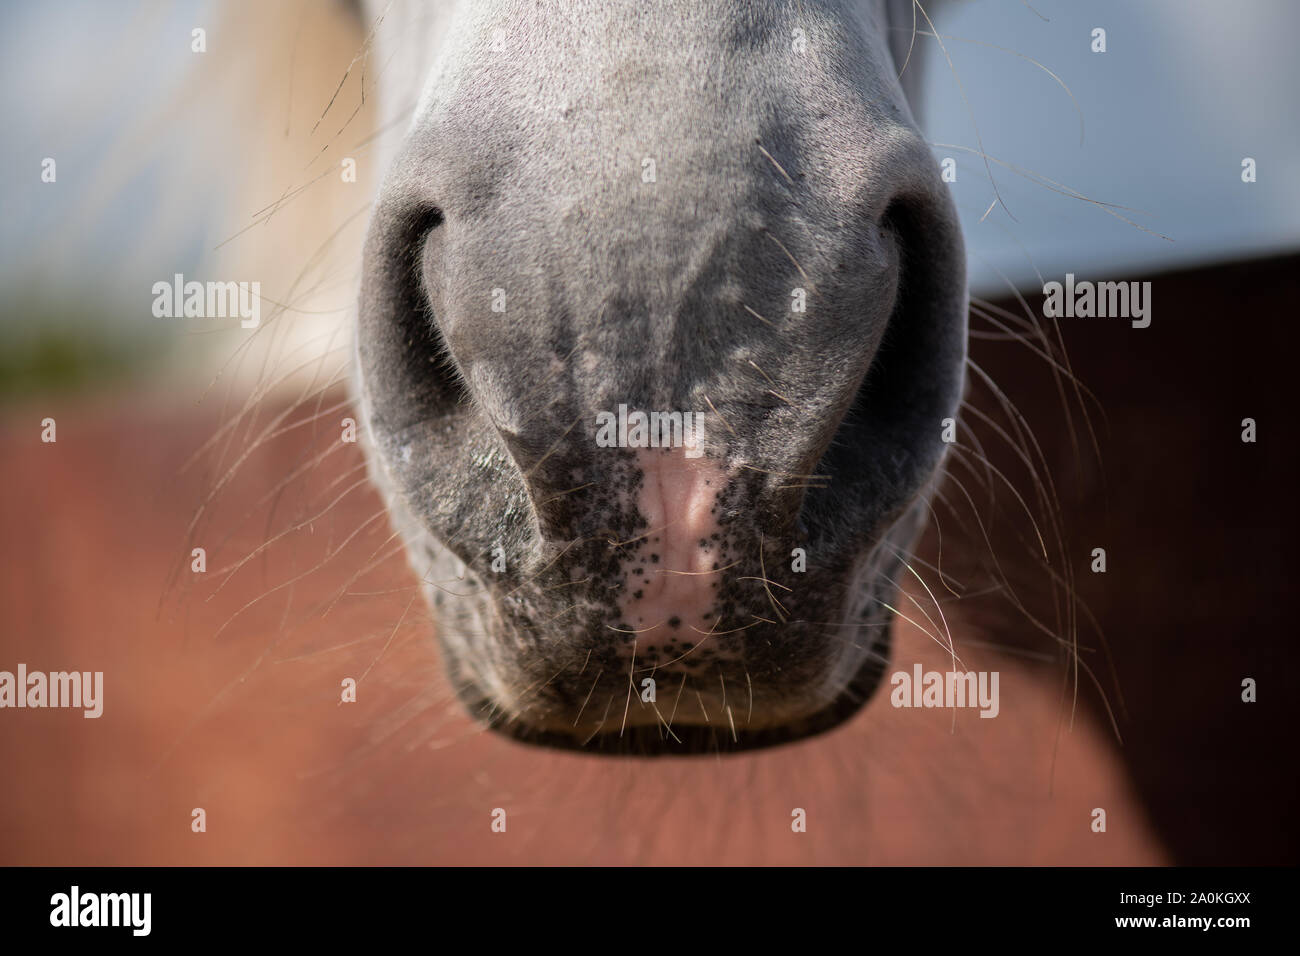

359,33,968,557
349,0,975,750
367,130,966,545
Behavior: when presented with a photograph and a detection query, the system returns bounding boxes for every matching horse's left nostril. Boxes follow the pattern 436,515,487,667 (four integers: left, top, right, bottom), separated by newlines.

807,190,968,540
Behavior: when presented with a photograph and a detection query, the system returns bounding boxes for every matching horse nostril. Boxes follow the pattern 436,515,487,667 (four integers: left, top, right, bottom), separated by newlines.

356,203,460,437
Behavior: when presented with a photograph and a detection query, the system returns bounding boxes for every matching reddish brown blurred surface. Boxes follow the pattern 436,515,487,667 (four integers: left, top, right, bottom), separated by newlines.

1,256,1296,865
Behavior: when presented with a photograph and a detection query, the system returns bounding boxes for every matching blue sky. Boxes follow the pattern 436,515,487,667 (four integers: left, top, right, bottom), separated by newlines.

919,0,1300,292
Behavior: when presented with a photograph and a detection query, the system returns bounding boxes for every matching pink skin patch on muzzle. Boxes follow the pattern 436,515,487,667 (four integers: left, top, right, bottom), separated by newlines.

617,448,733,651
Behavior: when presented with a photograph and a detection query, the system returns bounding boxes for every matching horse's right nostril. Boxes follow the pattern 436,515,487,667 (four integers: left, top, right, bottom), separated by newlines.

356,204,460,438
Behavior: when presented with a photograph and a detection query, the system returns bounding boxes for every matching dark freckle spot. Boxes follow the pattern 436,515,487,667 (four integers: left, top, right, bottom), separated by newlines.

698,538,708,548
633,567,643,575
633,590,643,600
710,533,720,541
650,553,659,563
668,616,681,628
712,562,719,570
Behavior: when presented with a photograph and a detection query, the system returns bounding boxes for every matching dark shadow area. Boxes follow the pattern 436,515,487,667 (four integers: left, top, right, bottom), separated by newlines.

960,252,1299,864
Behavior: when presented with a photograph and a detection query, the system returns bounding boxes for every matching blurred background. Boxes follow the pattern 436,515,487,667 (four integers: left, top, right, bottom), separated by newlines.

0,0,1296,865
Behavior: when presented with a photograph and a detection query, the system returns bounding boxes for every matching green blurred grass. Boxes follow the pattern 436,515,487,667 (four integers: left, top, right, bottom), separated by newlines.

0,296,172,402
